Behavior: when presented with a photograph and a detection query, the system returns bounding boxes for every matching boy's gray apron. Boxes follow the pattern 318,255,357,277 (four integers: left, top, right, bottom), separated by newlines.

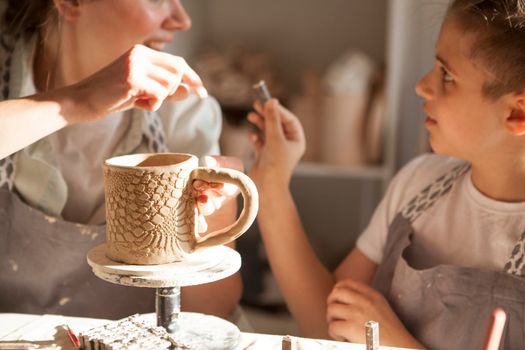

373,164,525,349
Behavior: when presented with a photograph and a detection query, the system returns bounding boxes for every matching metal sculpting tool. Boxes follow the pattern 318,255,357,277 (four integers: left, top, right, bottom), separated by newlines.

365,320,379,350
252,80,272,103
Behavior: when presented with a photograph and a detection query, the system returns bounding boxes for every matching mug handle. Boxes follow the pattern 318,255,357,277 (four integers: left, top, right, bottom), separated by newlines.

189,167,259,250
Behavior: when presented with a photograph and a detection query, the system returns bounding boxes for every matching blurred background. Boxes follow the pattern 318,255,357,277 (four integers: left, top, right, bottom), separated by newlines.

166,0,449,336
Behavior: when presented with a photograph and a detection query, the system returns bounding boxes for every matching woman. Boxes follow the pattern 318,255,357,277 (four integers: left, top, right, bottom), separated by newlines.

0,0,242,321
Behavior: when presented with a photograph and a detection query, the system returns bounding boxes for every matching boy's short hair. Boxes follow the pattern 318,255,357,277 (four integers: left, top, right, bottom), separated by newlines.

449,0,525,98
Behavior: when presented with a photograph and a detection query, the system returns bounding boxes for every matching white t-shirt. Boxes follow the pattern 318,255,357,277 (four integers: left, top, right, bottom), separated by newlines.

356,153,525,271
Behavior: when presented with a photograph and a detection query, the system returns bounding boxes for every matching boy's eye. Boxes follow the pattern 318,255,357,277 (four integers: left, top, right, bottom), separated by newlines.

440,66,453,83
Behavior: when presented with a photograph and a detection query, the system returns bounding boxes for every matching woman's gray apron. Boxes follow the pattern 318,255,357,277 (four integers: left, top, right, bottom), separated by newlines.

0,189,156,318
0,32,170,318
373,164,525,349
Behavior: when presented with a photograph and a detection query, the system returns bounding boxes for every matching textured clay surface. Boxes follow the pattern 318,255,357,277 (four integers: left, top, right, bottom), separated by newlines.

104,166,195,265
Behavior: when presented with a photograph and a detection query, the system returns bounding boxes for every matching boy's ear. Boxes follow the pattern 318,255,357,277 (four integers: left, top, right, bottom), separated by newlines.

53,0,81,21
506,92,525,136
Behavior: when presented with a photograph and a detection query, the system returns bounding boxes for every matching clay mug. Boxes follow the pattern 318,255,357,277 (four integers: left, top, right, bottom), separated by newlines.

103,153,258,265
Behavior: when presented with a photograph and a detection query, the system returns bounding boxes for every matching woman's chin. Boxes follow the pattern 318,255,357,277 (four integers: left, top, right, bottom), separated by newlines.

144,42,166,51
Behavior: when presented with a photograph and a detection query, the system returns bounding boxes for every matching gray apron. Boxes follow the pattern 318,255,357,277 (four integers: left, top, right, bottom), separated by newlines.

373,164,525,349
0,187,156,318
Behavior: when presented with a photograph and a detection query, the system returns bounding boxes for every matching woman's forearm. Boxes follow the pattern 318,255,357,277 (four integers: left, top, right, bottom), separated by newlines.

0,43,209,159
0,88,85,158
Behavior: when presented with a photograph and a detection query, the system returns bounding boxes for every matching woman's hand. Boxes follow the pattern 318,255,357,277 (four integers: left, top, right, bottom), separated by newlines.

69,44,207,123
192,156,242,234
0,44,206,157
247,99,306,191
326,279,424,348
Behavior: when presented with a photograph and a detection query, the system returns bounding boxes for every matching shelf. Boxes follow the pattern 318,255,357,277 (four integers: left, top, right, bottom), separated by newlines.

294,162,387,179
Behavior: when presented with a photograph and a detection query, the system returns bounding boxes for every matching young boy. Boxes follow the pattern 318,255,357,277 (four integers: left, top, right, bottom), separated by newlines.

247,0,525,348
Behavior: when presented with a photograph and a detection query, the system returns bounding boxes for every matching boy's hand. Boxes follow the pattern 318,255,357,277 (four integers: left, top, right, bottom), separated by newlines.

247,99,306,190
326,279,423,348
192,156,242,234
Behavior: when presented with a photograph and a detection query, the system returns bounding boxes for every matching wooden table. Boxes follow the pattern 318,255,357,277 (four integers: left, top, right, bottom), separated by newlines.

0,313,409,350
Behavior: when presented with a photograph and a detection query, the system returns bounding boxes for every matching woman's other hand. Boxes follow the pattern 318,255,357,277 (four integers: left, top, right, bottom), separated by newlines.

247,99,306,191
192,155,243,234
70,44,207,123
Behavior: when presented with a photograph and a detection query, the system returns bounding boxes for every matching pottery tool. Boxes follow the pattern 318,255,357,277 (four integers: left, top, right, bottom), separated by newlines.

281,335,294,350
250,80,273,143
483,308,507,350
365,320,379,350
252,80,272,103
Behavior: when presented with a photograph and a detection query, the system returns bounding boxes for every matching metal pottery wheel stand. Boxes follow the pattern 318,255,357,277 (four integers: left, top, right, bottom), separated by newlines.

87,244,241,349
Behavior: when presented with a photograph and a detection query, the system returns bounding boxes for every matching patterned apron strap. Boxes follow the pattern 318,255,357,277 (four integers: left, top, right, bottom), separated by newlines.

142,110,169,153
504,229,525,276
0,156,15,190
0,32,18,190
401,162,470,224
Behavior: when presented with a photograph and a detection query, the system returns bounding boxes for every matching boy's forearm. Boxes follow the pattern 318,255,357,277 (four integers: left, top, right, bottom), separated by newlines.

257,186,334,338
181,199,242,319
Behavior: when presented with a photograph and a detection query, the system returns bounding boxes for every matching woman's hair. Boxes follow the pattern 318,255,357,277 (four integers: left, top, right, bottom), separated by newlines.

448,0,525,98
2,0,56,37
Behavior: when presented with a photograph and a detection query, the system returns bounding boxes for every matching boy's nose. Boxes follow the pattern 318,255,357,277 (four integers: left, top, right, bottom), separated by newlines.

415,73,433,100
164,0,192,32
